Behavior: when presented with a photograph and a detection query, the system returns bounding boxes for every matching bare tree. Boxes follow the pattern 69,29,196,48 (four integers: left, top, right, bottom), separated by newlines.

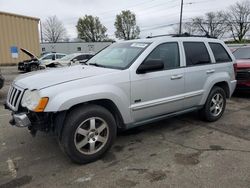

170,22,197,35
189,11,228,38
42,16,67,42
226,0,250,42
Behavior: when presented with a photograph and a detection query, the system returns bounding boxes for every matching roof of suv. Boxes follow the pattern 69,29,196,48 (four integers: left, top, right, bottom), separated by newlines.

123,36,221,44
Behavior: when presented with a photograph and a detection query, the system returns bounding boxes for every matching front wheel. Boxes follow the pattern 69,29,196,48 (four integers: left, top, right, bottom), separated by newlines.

200,86,226,122
29,64,38,71
60,105,117,164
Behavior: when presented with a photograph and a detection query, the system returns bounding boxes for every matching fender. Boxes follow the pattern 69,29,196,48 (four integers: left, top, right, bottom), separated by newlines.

44,84,133,124
199,72,232,105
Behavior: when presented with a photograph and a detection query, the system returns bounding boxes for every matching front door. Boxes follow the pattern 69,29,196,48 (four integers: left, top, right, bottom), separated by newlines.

130,42,185,122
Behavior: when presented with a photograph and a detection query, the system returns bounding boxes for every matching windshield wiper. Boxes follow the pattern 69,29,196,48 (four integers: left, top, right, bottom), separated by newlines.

88,63,106,67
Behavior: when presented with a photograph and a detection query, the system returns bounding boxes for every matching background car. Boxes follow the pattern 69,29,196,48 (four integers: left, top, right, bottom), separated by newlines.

18,48,66,72
233,46,250,91
0,68,4,89
40,53,95,68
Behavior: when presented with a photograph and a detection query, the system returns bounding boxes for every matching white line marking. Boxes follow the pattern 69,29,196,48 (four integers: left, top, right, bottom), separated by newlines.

7,158,17,178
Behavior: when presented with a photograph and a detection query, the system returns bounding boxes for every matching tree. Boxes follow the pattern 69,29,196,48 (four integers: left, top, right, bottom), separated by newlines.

171,22,197,35
42,16,67,42
114,10,140,40
76,15,108,42
189,11,228,38
226,0,250,42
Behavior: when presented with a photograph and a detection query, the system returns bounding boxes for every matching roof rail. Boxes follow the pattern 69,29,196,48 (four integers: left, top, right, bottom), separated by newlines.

173,32,217,39
146,32,217,39
146,34,175,38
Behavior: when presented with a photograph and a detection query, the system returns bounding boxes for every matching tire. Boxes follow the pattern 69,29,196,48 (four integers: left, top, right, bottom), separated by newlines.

29,64,38,72
200,86,226,122
60,104,117,164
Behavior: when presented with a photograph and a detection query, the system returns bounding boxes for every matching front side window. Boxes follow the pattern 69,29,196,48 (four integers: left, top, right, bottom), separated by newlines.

56,54,65,59
209,43,232,63
87,42,150,69
184,42,211,66
144,42,180,70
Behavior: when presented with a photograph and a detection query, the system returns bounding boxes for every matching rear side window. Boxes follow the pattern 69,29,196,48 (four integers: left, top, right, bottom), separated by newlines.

184,42,211,66
209,43,232,63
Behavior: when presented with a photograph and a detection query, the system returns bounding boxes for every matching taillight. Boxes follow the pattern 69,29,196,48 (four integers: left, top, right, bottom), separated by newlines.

233,63,237,77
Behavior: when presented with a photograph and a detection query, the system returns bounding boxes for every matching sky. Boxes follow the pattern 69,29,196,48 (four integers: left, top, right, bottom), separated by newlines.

0,0,241,40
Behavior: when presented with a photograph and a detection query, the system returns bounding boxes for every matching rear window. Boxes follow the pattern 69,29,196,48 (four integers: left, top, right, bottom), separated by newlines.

209,43,232,63
183,42,211,66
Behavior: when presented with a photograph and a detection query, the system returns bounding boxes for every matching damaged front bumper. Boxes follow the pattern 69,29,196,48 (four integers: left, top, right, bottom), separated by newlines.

5,103,66,137
10,113,31,128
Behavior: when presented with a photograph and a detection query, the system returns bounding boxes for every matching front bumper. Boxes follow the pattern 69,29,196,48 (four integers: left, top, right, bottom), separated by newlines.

18,63,29,71
10,113,31,127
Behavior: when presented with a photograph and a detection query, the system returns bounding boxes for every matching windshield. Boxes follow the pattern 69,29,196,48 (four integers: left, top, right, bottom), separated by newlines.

87,42,150,69
233,47,250,59
39,54,52,61
60,54,78,61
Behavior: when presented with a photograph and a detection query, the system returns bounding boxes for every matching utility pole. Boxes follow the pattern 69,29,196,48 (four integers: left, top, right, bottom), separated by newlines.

179,0,184,34
40,20,43,43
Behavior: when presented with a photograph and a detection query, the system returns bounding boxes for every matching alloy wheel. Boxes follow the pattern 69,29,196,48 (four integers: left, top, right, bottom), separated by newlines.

74,117,109,155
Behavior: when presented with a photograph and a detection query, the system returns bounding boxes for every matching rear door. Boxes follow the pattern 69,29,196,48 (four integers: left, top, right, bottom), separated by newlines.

182,41,213,108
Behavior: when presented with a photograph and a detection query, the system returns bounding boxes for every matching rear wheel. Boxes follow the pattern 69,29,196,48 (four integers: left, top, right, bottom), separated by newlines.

200,86,226,122
60,104,117,164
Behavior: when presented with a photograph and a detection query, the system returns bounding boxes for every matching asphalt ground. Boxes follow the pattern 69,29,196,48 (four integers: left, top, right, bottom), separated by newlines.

0,66,250,188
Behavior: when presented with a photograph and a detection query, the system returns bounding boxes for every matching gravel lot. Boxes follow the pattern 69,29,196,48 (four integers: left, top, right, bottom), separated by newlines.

0,66,250,188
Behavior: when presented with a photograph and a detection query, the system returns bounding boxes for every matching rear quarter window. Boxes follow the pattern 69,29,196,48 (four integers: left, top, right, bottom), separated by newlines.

209,43,232,63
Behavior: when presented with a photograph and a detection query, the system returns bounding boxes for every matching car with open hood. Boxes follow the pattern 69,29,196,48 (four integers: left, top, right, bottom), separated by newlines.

40,53,94,68
18,48,66,72
233,46,250,91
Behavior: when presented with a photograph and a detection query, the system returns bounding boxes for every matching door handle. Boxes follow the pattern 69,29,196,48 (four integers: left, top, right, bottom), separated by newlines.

171,74,183,80
206,69,215,74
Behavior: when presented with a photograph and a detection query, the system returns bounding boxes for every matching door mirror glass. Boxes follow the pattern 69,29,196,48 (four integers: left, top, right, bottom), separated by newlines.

137,60,164,74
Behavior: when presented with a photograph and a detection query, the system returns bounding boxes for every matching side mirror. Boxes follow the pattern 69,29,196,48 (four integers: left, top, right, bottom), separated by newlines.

137,59,164,74
52,55,56,61
72,58,77,63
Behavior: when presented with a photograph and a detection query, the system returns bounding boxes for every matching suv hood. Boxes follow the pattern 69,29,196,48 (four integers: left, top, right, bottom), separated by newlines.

20,48,38,60
14,65,118,90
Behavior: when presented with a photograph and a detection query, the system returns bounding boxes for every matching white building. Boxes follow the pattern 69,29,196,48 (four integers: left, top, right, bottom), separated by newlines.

40,42,113,54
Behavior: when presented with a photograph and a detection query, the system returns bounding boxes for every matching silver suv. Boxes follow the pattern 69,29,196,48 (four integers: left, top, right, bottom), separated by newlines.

5,36,237,164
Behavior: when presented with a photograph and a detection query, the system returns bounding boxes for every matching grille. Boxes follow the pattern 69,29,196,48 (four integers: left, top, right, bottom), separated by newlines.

6,85,24,111
236,70,250,81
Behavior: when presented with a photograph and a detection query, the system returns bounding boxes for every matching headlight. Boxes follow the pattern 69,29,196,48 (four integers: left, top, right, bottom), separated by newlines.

21,90,49,112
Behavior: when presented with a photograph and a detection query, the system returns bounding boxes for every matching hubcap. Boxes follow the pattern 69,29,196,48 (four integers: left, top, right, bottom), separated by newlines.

74,117,109,155
210,93,224,117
